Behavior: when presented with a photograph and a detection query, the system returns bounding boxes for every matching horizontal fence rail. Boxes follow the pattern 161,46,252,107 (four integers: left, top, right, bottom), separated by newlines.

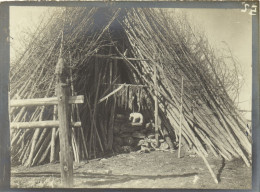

10,95,84,107
10,121,81,129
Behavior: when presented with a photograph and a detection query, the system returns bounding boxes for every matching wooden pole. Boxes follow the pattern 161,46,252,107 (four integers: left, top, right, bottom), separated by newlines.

154,64,159,147
178,76,184,158
50,105,57,163
10,95,84,107
55,49,73,187
10,121,81,129
195,148,219,184
109,47,113,85
56,81,73,187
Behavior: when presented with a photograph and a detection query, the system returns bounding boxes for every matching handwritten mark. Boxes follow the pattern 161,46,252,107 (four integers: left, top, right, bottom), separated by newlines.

241,2,257,16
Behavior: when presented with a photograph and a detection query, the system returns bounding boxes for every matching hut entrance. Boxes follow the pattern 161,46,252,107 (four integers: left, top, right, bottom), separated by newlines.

74,40,167,158
102,83,158,154
69,30,178,158
96,73,158,152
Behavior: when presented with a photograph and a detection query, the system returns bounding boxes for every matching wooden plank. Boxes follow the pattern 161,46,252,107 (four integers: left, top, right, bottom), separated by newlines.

10,95,84,107
10,121,81,129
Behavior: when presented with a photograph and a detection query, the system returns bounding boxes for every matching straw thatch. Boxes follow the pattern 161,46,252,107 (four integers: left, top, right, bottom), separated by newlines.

10,7,251,167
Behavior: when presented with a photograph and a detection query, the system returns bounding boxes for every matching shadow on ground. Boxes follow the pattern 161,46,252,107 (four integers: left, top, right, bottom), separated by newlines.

12,172,198,186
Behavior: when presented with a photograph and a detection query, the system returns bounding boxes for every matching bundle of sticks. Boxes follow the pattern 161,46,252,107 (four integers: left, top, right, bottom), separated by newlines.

121,8,251,167
10,7,251,169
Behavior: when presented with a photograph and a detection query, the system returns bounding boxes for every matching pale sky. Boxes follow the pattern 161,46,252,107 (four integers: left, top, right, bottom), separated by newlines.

10,7,252,120
185,9,252,120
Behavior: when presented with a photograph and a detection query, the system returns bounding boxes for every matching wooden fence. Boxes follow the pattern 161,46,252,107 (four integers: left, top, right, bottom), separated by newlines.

9,56,84,187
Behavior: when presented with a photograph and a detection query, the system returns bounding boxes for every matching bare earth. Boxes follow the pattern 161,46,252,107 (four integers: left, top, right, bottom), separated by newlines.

11,150,251,189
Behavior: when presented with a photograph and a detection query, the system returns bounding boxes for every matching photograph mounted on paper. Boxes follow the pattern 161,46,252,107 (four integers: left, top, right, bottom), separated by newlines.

9,3,256,189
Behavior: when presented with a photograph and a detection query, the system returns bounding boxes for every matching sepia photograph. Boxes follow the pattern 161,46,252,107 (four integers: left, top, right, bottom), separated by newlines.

0,1,258,189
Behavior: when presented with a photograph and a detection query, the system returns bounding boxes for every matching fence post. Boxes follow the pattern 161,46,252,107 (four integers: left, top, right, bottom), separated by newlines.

56,56,73,187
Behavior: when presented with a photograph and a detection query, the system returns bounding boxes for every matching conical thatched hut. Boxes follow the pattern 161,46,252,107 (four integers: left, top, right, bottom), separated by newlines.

10,7,251,170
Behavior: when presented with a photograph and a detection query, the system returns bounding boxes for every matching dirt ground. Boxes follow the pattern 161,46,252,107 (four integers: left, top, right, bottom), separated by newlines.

11,150,251,189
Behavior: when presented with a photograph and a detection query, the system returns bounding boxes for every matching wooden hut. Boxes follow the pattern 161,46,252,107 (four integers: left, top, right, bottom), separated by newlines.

10,7,251,171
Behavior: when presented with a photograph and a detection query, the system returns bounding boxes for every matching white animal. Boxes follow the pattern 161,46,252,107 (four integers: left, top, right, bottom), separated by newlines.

129,112,143,125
